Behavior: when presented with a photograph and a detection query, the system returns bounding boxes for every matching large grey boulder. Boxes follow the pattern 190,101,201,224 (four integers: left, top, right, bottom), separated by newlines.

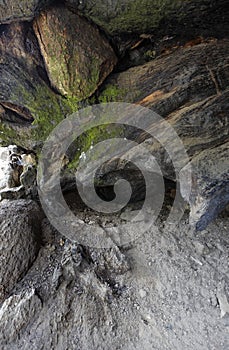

181,142,229,230
0,200,42,301
0,288,42,348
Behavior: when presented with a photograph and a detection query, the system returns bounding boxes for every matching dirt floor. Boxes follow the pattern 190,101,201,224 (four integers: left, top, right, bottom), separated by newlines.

1,193,228,350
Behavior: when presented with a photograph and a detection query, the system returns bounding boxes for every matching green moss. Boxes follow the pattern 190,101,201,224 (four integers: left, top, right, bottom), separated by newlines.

1,82,124,173
0,122,21,146
88,0,191,34
16,85,79,142
77,56,101,100
65,85,127,173
47,50,101,100
37,17,102,100
98,84,127,103
0,83,77,149
65,95,79,113
42,26,73,97
144,49,157,61
1,77,126,175
66,122,124,173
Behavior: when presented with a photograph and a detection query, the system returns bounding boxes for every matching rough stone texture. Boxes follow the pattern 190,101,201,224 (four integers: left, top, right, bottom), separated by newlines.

0,186,25,200
0,145,23,191
68,0,180,34
0,198,228,349
0,288,42,348
84,245,130,277
33,5,117,98
0,17,116,148
114,0,229,63
0,0,53,24
0,21,74,147
0,200,42,301
65,0,229,37
181,142,229,231
0,2,228,349
95,40,229,229
0,22,42,122
96,91,229,180
0,5,117,147
100,39,229,114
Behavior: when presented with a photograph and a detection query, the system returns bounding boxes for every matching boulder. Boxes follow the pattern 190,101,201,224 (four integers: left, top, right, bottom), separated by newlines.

100,39,229,113
94,40,229,229
0,7,117,147
0,288,42,347
180,142,229,230
33,5,117,98
0,21,74,147
0,200,42,301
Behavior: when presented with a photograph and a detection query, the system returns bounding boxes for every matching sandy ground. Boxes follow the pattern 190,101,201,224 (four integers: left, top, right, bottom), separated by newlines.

1,193,227,350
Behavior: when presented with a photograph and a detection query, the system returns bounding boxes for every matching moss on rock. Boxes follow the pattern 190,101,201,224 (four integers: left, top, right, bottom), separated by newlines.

66,123,125,173
33,5,117,99
66,0,192,35
98,85,127,103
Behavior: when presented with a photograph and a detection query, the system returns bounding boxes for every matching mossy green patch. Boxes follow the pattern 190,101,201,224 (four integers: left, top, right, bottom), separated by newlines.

40,32,102,100
98,84,127,103
0,83,79,149
29,87,79,143
66,122,125,174
86,0,192,34
0,122,21,146
144,49,157,61
1,82,123,174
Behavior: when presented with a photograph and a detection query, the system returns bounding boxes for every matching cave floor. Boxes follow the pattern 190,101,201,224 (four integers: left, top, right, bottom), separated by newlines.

5,195,228,350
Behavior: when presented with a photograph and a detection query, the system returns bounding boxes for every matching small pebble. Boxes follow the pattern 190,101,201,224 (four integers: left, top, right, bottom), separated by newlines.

139,289,147,298
59,239,65,246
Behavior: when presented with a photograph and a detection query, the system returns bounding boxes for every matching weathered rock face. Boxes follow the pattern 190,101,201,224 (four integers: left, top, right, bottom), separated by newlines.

0,0,53,24
65,0,228,36
0,146,11,190
0,6,117,147
99,89,228,184
0,21,43,122
0,21,73,147
181,142,229,231
100,39,229,112
0,1,228,349
0,288,42,348
33,5,117,98
94,40,229,229
67,0,168,34
0,200,42,301
114,1,229,72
